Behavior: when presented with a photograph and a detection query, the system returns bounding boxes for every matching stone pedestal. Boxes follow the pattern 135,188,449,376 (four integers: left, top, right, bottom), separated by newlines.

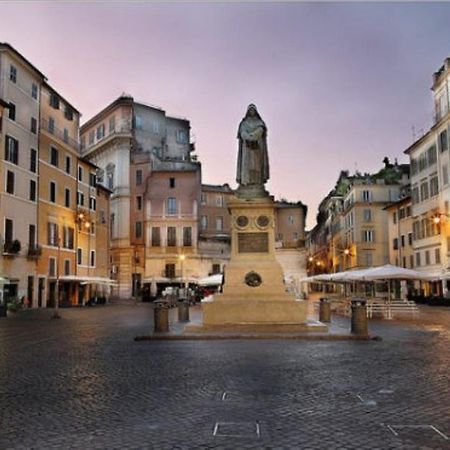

197,195,309,331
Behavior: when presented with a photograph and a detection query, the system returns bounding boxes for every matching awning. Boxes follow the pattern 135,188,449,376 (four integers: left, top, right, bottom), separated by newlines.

59,275,117,285
198,274,223,286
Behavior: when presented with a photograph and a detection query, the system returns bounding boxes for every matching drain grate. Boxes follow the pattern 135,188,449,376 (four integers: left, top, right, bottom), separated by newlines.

213,421,260,438
386,424,449,441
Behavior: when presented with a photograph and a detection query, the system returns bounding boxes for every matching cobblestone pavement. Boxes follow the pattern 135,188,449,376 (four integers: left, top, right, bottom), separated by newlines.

1,303,450,449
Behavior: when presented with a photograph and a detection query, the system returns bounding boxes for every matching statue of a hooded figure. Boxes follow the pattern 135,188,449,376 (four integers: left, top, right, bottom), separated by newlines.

236,104,270,198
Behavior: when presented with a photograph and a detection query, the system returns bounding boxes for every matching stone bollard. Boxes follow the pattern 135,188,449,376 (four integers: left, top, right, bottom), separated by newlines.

351,299,368,336
319,298,331,323
154,301,169,333
178,300,190,322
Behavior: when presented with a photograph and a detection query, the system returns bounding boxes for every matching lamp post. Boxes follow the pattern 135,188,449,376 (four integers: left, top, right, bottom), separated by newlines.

178,254,186,297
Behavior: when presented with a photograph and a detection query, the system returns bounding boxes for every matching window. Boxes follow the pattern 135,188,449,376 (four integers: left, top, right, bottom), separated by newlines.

77,191,84,206
200,215,208,230
151,227,161,247
287,215,295,225
8,103,15,121
49,258,56,277
90,250,95,267
48,117,55,134
362,229,374,242
428,145,437,165
420,182,429,201
9,65,17,83
216,216,224,231
4,218,13,244
362,190,372,202
89,197,96,210
65,156,71,175
88,130,94,145
109,116,115,133
393,238,398,250
167,197,177,215
63,226,74,249
31,117,37,134
50,182,56,203
363,209,372,222
90,221,95,235
152,121,160,134
78,166,83,182
50,147,58,167
65,107,74,121
439,129,448,152
408,232,413,245
216,195,223,207
107,166,114,190
167,227,177,246
183,227,192,246
65,188,70,208
29,224,36,248
435,248,441,264
89,173,96,187
80,137,86,151
176,129,187,143
63,128,69,143
425,250,430,265
430,176,439,197
411,186,419,204
47,222,58,246
212,264,221,275
29,180,36,201
6,170,14,194
77,248,82,265
31,83,38,100
5,136,19,164
136,170,142,186
443,165,449,186
365,252,373,267
136,196,142,210
135,115,143,129
135,221,142,239
410,255,414,269
201,193,207,205
170,177,175,188
64,260,70,276
50,93,60,109
165,263,176,278
30,148,37,173
96,124,105,140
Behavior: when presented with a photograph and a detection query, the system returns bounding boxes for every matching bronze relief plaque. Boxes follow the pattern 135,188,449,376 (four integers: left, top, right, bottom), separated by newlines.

236,215,249,228
257,215,270,228
245,271,262,287
238,232,269,253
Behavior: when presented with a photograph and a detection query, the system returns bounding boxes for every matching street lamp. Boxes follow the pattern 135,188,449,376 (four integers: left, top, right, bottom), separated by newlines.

178,254,186,297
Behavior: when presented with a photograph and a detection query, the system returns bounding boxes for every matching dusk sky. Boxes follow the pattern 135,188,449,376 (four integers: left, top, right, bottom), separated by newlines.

2,2,450,228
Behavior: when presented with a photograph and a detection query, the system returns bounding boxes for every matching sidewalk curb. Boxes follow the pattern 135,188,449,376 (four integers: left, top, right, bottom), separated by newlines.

134,334,381,341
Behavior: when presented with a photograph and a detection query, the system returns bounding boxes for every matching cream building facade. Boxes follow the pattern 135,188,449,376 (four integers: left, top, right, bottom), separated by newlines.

0,43,45,303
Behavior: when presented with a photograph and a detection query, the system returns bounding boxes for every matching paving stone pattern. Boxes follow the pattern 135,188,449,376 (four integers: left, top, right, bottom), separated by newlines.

1,304,450,449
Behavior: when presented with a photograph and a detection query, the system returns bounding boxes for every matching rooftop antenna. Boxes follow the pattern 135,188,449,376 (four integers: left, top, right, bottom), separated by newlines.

411,125,416,141
354,161,358,175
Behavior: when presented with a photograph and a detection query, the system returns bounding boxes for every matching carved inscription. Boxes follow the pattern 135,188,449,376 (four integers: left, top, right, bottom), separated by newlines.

238,232,269,253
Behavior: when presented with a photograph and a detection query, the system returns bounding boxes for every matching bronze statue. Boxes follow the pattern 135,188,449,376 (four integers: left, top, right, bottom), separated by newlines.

236,104,269,197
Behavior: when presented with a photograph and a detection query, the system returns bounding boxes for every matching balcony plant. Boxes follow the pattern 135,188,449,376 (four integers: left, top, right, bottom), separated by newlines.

4,239,21,255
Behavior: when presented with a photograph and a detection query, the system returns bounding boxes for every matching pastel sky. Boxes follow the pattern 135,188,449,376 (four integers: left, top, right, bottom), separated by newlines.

1,1,450,228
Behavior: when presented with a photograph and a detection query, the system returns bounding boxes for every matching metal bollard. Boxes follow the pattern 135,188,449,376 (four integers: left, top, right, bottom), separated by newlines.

319,298,331,323
351,299,368,336
178,300,190,322
154,302,169,332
